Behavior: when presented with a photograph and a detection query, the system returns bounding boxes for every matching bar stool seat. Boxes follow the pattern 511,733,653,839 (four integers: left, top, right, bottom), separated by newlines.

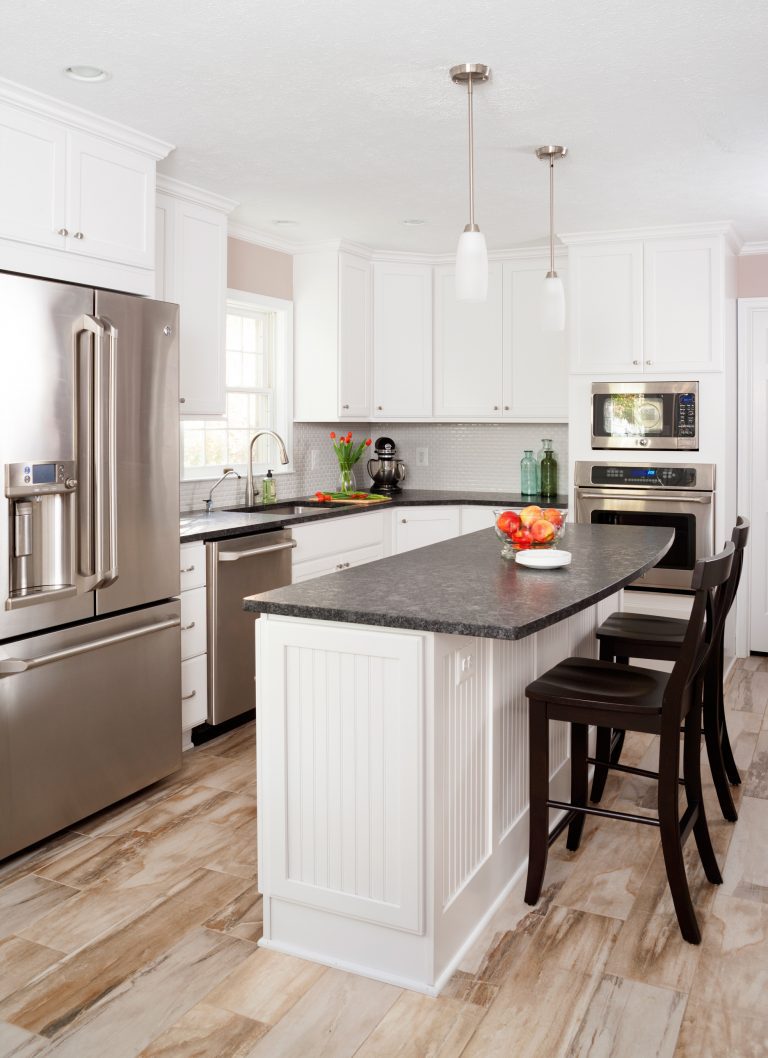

526,657,667,719
597,612,688,648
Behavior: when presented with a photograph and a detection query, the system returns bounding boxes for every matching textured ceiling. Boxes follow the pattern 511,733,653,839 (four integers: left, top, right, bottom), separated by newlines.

2,0,768,251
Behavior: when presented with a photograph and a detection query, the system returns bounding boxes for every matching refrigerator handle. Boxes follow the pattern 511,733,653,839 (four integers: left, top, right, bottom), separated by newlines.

75,315,98,583
94,317,119,588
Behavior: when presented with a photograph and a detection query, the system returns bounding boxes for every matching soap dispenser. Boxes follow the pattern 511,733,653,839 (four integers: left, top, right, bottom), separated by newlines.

262,469,276,504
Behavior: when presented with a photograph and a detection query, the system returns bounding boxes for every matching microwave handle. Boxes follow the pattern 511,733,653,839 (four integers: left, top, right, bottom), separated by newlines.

578,492,711,504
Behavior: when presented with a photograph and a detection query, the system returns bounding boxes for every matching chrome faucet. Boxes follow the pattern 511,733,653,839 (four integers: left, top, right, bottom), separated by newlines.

206,468,241,514
246,431,289,506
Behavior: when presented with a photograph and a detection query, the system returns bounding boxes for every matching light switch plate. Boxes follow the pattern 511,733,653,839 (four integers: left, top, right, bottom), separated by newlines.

416,447,429,467
455,647,474,686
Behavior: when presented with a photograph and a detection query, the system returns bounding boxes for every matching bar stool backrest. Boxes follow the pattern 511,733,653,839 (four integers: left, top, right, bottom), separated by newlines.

722,516,750,623
662,542,735,732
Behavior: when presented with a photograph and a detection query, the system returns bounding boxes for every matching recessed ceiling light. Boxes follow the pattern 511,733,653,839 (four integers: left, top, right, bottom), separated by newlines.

403,219,426,226
64,65,110,83
273,219,298,226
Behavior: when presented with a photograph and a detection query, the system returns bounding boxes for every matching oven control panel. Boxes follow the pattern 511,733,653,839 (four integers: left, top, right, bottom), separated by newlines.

591,465,698,487
675,393,697,437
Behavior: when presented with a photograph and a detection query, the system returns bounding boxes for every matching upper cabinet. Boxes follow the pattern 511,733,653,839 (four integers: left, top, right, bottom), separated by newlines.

155,178,236,418
372,263,432,419
0,87,172,293
567,232,730,375
293,249,371,421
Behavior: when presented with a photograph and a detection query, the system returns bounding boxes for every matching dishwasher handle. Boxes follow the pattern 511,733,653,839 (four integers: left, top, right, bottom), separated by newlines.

218,540,297,562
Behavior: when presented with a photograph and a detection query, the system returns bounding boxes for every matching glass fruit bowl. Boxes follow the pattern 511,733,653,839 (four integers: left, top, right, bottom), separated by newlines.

493,506,567,560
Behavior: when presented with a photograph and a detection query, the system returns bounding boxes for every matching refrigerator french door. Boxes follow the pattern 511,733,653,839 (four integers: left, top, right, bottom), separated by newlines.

0,272,182,859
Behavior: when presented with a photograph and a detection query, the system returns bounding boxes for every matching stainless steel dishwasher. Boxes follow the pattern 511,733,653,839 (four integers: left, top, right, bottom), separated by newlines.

206,529,296,725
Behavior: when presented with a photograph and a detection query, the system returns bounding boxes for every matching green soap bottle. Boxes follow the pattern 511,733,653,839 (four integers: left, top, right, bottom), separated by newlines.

262,469,276,504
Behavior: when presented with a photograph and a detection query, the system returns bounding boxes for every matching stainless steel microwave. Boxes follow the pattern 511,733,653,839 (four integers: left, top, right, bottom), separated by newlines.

591,381,698,451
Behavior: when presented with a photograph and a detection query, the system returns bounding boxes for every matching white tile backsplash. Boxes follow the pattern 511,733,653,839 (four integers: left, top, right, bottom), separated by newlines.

179,421,569,512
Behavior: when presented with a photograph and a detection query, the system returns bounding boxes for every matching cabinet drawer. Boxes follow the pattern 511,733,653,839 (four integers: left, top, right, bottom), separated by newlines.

180,586,207,661
292,511,384,564
293,541,385,583
394,507,461,554
179,542,206,591
181,654,208,729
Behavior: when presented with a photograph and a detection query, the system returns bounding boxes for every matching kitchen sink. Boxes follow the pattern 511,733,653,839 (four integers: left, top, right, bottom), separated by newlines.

225,501,347,515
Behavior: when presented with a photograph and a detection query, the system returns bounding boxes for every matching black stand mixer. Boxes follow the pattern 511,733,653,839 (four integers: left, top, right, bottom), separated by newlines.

367,436,407,494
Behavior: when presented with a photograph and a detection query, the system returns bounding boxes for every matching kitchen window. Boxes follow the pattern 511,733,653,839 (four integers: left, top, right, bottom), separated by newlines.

181,291,293,479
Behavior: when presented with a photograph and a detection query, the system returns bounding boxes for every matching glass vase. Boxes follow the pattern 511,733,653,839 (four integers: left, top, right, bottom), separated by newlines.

520,449,539,497
539,439,559,499
338,466,357,494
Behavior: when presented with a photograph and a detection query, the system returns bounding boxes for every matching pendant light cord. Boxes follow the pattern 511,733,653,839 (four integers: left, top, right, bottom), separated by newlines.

549,154,555,275
467,75,475,229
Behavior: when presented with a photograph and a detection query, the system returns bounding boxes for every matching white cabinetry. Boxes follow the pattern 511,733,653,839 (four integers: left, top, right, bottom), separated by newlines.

292,510,385,582
155,177,236,417
179,542,208,744
393,507,461,554
460,506,497,534
0,89,171,293
567,231,729,375
294,249,371,420
372,263,432,418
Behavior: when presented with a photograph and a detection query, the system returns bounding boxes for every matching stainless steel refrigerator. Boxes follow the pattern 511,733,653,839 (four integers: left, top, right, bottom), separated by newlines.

0,272,182,860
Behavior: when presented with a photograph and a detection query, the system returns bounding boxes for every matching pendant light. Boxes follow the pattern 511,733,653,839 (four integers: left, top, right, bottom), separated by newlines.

450,63,490,301
536,145,568,330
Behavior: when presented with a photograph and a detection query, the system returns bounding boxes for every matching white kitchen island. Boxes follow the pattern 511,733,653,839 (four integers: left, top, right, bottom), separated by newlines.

246,524,672,994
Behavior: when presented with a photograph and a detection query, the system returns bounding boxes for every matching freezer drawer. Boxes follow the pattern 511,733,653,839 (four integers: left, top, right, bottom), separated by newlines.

0,602,181,860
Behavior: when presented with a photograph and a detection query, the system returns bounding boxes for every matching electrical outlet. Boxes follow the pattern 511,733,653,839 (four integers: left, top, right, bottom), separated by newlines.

310,449,319,470
455,647,474,686
416,447,429,467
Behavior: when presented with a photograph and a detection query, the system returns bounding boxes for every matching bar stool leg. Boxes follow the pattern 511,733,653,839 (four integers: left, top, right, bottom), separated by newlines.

658,725,701,945
715,642,741,786
703,668,738,822
525,704,550,906
590,727,612,803
684,703,723,885
567,723,588,851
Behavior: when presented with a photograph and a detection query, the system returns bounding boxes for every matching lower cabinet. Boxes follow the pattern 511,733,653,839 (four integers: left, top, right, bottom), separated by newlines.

179,542,207,745
460,506,498,535
293,542,385,583
292,511,387,582
393,507,461,554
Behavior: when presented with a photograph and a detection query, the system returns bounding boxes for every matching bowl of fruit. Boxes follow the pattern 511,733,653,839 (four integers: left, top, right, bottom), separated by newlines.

494,506,566,559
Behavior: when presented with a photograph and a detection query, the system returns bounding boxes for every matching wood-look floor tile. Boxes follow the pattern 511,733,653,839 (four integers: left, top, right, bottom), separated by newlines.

0,1021,48,1058
137,1002,268,1058
0,832,92,893
720,797,768,904
35,928,255,1058
565,973,686,1057
0,939,62,1003
726,669,768,713
245,968,400,1058
744,731,768,800
197,723,255,760
198,758,255,794
203,820,258,881
0,868,250,1037
353,991,483,1058
204,884,263,943
0,876,78,940
674,999,768,1058
204,948,325,1026
721,708,762,772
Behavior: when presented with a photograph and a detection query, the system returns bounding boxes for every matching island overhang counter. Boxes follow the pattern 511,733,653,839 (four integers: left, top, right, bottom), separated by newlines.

245,524,673,994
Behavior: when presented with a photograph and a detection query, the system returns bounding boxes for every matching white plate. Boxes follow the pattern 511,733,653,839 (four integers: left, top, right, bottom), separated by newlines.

515,549,572,569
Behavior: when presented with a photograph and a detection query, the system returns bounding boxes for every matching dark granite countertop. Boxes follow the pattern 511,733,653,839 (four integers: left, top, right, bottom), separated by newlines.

244,524,673,641
180,489,570,544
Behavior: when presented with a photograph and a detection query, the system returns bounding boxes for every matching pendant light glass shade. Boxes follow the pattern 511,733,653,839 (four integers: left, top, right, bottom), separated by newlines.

456,229,488,301
541,274,566,331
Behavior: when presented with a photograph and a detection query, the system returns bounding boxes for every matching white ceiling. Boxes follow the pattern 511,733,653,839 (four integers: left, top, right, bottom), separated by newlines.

2,0,768,252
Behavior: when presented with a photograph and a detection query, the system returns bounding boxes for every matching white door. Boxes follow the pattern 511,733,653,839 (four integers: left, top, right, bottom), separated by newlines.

434,264,503,417
394,507,461,554
66,130,154,268
0,105,67,250
643,236,722,372
740,300,768,652
372,263,432,418
569,242,643,374
503,261,568,419
338,252,371,418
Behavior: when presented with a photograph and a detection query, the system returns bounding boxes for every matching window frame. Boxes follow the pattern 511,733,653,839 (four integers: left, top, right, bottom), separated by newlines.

180,289,294,482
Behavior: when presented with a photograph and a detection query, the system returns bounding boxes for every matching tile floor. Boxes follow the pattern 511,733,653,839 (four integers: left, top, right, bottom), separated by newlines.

1,659,767,1057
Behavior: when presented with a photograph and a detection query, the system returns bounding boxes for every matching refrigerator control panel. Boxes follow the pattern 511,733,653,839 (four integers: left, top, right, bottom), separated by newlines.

5,461,77,497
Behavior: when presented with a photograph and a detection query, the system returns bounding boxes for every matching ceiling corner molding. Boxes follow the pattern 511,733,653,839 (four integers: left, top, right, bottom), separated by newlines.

157,175,237,213
0,76,174,159
739,240,768,257
227,221,303,254
559,221,739,247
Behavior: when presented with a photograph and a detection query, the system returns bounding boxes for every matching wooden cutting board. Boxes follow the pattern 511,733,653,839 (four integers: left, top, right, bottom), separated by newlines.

314,492,392,505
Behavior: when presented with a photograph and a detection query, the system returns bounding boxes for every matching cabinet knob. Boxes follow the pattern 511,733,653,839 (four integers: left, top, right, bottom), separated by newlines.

73,231,84,240
645,359,653,365
56,227,69,237
632,360,640,365
342,404,350,410
401,518,407,524
377,405,383,411
179,397,186,405
504,405,510,411
493,405,499,411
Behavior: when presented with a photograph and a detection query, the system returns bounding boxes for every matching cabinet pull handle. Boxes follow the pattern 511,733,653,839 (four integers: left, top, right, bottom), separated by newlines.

180,565,195,573
182,690,197,701
57,227,69,236
74,231,85,240
181,621,196,631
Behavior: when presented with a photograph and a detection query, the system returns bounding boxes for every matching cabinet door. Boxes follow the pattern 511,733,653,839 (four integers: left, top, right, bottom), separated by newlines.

460,506,497,534
372,263,432,418
173,200,227,417
154,196,175,300
434,264,503,417
0,105,66,250
643,236,722,372
338,252,371,418
569,242,643,373
66,131,154,268
503,262,568,419
393,507,461,554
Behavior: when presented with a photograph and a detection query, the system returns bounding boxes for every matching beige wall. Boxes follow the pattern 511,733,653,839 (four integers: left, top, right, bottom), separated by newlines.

738,253,768,298
227,237,293,300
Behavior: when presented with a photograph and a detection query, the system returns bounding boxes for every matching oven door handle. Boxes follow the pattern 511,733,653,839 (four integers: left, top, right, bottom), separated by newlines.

578,492,712,504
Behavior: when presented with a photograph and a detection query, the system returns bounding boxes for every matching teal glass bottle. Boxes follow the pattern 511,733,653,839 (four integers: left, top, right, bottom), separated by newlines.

520,449,539,497
539,438,558,499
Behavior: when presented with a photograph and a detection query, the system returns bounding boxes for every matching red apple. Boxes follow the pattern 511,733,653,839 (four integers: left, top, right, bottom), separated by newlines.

530,518,556,544
496,510,521,535
542,508,564,529
511,527,533,550
519,505,543,528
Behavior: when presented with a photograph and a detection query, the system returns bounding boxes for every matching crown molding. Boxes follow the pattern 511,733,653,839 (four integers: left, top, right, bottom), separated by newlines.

559,220,741,251
0,76,174,159
227,221,302,254
157,174,237,213
739,240,768,256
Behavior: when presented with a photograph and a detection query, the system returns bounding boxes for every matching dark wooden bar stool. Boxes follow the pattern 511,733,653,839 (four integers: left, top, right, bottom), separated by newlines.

591,517,749,821
524,543,734,944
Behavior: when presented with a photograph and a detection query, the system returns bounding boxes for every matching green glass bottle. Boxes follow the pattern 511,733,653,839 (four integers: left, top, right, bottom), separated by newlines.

539,439,558,499
520,450,539,497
